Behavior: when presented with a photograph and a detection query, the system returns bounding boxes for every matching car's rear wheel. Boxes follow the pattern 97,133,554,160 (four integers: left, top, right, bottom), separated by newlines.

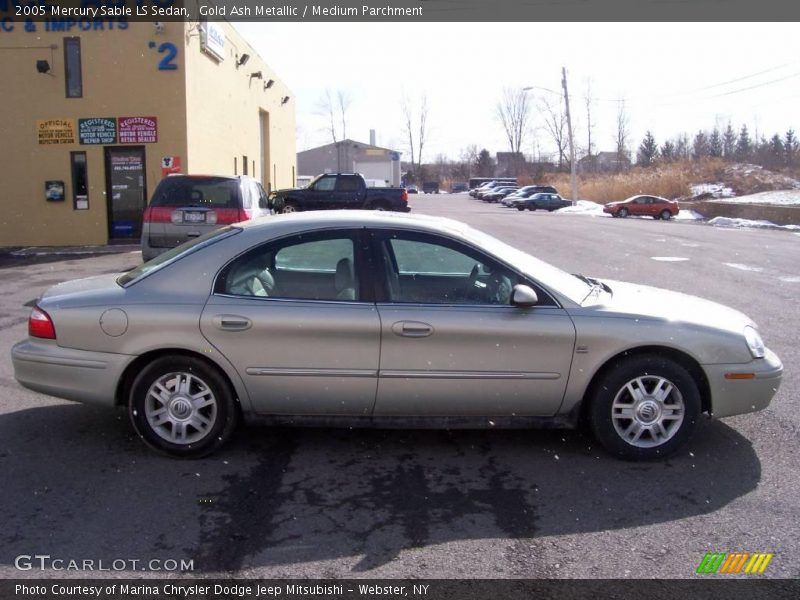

589,355,700,460
281,201,299,214
516,206,525,211
660,210,672,220
129,356,239,458
618,208,629,218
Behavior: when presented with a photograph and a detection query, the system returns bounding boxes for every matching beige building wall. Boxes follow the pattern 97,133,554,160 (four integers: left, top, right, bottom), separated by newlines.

0,21,187,246
183,22,296,192
0,19,295,247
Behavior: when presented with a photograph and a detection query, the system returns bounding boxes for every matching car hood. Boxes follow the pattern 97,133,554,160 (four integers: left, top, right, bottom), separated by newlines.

271,187,298,196
586,280,753,334
604,201,623,207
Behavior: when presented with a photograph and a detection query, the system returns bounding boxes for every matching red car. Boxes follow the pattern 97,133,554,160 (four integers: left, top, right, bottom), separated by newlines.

603,195,680,220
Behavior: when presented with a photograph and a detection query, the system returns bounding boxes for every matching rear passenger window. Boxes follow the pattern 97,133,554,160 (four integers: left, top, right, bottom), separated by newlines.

221,233,359,301
336,177,361,192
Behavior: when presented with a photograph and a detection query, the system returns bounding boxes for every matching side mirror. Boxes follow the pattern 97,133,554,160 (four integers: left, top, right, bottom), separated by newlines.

511,284,538,307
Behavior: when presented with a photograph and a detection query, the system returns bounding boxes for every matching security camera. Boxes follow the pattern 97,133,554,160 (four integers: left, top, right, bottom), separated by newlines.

153,22,164,34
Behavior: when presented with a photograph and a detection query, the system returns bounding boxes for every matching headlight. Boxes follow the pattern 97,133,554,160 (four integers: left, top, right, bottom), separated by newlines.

744,325,765,359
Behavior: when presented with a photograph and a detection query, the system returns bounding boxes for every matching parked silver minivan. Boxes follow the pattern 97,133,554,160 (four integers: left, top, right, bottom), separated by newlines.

141,175,271,261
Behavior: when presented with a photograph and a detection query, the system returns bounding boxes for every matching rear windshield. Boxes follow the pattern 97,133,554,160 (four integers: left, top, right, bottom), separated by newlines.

117,226,240,287
150,177,240,208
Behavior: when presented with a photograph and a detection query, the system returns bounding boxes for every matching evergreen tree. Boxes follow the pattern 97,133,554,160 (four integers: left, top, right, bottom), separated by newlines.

660,140,676,162
692,130,710,160
768,134,784,168
722,123,737,159
735,125,752,161
636,130,659,167
785,129,798,166
474,149,495,177
675,134,690,160
709,128,723,158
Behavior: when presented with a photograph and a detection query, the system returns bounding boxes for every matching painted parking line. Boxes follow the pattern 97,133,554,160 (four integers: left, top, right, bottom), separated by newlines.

650,257,690,262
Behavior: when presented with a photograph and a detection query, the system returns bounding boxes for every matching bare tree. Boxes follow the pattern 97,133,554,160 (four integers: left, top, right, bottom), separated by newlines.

539,97,569,170
336,90,352,141
317,89,339,146
584,78,595,157
401,94,430,177
615,99,631,171
496,87,532,155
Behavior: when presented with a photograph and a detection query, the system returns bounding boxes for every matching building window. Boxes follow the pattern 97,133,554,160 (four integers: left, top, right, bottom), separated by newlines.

70,152,88,209
64,37,82,98
242,155,248,176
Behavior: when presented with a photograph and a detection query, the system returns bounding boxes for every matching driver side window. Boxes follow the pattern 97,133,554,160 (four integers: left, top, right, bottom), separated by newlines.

380,234,516,305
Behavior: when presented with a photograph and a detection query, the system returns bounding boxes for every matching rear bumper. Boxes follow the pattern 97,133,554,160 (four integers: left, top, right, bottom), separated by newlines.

11,339,133,407
704,348,783,418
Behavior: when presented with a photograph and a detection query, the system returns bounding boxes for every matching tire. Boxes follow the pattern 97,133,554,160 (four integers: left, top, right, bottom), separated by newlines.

129,356,239,458
516,206,525,211
372,202,390,211
618,208,629,218
588,354,701,461
281,201,299,214
660,210,672,221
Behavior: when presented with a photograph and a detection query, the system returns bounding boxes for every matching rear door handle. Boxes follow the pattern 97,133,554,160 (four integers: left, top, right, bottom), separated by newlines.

212,314,252,332
391,321,434,338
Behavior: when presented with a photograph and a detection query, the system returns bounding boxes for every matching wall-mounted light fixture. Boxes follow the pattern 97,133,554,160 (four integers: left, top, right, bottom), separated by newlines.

236,53,250,68
249,70,262,80
281,96,290,105
36,60,51,74
263,79,274,90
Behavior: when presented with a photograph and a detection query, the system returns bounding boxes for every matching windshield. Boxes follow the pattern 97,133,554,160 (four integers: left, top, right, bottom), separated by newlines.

457,225,592,304
117,227,240,287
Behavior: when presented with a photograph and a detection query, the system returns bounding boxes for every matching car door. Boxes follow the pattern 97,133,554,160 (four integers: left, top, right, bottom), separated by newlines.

306,175,338,210
371,229,576,417
200,229,380,415
335,174,363,209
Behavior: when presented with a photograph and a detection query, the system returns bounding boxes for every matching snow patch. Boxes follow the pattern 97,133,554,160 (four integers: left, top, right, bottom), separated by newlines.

674,209,705,221
650,256,690,262
778,275,800,283
690,183,734,198
714,190,800,206
708,216,800,231
724,263,764,272
555,200,608,216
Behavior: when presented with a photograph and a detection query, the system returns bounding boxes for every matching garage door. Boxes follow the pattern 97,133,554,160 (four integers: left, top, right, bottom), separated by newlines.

354,161,393,184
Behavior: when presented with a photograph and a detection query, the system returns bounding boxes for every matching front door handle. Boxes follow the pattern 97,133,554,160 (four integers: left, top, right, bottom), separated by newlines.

212,314,252,332
391,321,434,338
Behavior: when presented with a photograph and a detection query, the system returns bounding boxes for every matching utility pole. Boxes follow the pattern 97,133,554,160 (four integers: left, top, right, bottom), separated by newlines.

561,67,578,204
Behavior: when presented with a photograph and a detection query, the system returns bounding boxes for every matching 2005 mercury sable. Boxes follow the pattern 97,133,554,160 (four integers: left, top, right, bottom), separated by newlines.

11,212,782,460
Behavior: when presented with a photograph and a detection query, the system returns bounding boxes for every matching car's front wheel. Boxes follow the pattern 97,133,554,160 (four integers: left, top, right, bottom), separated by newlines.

129,356,239,458
589,355,701,460
281,201,299,214
618,208,629,218
660,210,672,220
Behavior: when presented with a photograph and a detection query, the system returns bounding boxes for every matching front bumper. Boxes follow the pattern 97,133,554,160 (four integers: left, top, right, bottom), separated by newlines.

704,348,783,418
11,339,133,407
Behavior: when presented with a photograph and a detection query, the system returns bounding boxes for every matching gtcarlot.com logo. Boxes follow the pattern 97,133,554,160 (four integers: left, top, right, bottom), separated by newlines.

696,552,774,575
14,554,194,572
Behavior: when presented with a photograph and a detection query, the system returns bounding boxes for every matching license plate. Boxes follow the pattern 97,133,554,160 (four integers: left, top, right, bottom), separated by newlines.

184,211,205,223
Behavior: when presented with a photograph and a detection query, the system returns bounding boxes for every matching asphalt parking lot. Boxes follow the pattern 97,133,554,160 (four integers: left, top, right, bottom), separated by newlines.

0,194,797,579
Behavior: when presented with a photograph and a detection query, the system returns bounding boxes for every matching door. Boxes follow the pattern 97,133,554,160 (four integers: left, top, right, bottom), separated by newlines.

305,174,338,210
200,229,380,415
334,174,364,209
372,230,576,417
105,147,146,239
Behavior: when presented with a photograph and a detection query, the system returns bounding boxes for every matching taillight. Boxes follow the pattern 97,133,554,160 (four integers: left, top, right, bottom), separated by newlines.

215,208,250,224
143,206,173,223
401,190,408,202
29,306,56,339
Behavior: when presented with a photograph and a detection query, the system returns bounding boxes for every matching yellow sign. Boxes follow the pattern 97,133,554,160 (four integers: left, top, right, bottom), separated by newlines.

37,119,76,145
365,148,386,156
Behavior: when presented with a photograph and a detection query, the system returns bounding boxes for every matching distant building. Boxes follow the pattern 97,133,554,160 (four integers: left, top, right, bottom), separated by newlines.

578,151,631,173
297,139,402,186
495,152,524,177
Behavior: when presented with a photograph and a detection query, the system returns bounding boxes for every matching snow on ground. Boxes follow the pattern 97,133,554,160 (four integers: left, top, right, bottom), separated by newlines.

556,200,608,216
690,183,735,198
713,189,800,206
707,216,800,231
674,209,705,221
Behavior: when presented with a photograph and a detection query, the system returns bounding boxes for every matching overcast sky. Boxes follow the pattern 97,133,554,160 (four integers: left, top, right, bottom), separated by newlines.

234,22,800,161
